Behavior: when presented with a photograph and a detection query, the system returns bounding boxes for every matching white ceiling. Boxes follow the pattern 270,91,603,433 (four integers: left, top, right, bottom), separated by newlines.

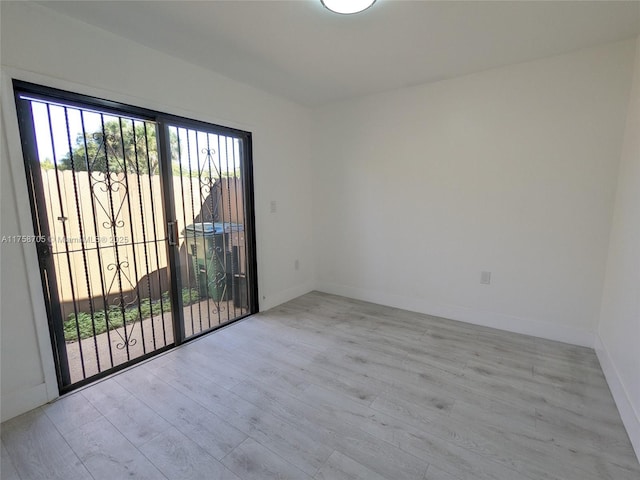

40,1,640,107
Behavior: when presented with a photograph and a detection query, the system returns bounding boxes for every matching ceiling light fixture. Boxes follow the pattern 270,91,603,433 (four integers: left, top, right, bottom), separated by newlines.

321,0,376,15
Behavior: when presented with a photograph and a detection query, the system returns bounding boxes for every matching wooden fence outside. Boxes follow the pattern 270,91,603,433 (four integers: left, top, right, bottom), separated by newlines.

39,168,244,315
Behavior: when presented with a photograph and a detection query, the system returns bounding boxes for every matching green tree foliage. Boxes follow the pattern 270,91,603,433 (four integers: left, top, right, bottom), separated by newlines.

40,157,55,170
60,120,178,174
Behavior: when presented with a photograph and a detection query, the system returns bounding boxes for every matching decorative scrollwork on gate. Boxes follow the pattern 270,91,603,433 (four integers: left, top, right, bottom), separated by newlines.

84,132,130,232
198,148,220,193
197,147,221,221
105,260,140,350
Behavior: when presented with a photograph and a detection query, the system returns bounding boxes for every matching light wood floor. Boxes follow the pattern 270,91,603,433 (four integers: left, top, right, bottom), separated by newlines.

2,292,639,480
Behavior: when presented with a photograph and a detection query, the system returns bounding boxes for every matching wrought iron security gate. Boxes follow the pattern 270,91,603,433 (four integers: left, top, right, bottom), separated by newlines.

14,81,258,392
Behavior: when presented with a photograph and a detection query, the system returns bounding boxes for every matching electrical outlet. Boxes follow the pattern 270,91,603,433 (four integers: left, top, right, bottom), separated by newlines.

294,259,300,270
480,271,491,285
270,200,277,213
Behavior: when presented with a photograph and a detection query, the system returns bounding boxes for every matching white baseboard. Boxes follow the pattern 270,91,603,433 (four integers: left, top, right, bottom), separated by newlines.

1,383,52,422
595,335,640,462
315,282,594,348
260,282,315,312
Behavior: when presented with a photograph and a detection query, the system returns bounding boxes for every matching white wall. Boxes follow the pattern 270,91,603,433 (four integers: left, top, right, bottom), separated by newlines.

1,110,59,420
312,40,636,346
597,35,640,459
0,1,314,421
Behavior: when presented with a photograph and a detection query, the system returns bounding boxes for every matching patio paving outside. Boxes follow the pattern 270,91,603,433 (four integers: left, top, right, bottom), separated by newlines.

66,299,247,384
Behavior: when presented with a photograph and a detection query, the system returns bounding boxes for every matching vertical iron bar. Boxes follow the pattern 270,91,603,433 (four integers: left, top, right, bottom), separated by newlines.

207,133,220,328
194,130,211,333
175,128,196,337
47,103,87,379
142,122,168,346
132,120,157,351
232,138,243,313
225,137,234,320
216,134,230,324
185,128,203,335
64,106,101,373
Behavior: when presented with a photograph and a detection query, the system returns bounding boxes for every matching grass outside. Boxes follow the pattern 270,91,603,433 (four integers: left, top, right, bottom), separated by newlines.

64,288,200,342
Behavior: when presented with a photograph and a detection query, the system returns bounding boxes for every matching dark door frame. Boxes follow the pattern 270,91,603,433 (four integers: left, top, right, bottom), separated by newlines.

13,79,259,393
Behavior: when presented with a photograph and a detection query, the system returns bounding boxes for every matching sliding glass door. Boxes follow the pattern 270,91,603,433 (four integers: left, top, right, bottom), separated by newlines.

167,124,253,339
13,81,258,392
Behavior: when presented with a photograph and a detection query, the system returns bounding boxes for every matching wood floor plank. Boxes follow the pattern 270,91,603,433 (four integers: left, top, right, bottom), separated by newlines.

224,341,380,406
221,438,314,480
1,409,92,480
80,376,135,416
275,352,377,400
63,416,165,480
425,465,463,480
2,292,637,480
232,375,430,480
115,364,248,460
299,384,541,480
227,374,429,480
42,390,102,435
101,393,172,447
1,439,23,480
314,450,390,480
152,346,250,390
139,426,241,480
534,407,640,467
143,359,333,475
